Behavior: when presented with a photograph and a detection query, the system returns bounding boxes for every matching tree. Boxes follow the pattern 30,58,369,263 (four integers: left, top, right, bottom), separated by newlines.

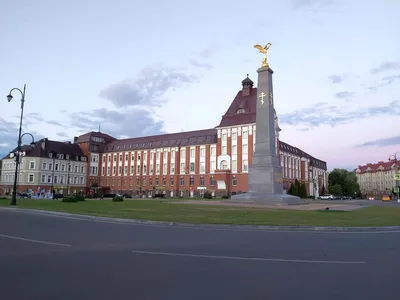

300,183,308,198
328,169,360,197
288,183,297,196
321,184,326,196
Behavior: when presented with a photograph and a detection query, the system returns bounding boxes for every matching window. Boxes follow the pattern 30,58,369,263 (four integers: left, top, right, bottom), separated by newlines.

180,163,185,173
142,178,146,186
180,177,185,186
124,166,128,174
143,165,147,174
163,177,166,186
102,167,105,175
41,174,46,183
156,152,160,160
108,155,111,162
113,166,116,174
125,153,128,161
130,165,134,174
47,175,52,183
150,178,153,186
170,177,174,185
171,150,175,159
200,177,204,186
211,147,216,156
66,154,69,160
73,177,77,184
222,146,227,155
119,154,122,161
138,153,141,160
60,176,64,184
220,160,228,170
54,176,58,183
210,176,215,186
48,163,53,170
156,164,160,174
242,130,248,139
190,149,195,158
171,163,175,173
210,161,216,171
232,176,237,186
150,165,154,174
156,178,159,186
164,151,167,160
113,155,117,162
74,165,78,172
42,162,47,170
243,159,248,171
136,178,139,185
200,162,205,173
242,144,248,154
131,153,135,161
68,164,72,172
137,165,140,174
29,161,35,169
163,163,167,174
232,160,237,171
222,133,227,140
190,177,194,186
180,149,185,158
28,174,34,183
80,177,84,184
150,152,154,160
232,132,237,140
118,166,122,174
61,164,65,171
232,145,237,155
144,152,147,161
200,148,205,157
190,162,195,172
55,164,59,171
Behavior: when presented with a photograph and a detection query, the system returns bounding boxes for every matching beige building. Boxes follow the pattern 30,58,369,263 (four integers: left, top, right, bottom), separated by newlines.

0,138,88,196
354,161,399,198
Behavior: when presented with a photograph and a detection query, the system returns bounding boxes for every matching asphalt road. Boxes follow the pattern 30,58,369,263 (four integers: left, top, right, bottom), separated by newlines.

0,210,399,300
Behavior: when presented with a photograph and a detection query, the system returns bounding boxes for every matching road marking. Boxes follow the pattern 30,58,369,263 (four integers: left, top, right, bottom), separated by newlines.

0,233,72,247
131,250,365,264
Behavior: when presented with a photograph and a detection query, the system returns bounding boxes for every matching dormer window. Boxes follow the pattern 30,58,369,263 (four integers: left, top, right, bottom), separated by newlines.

236,108,246,114
49,153,53,158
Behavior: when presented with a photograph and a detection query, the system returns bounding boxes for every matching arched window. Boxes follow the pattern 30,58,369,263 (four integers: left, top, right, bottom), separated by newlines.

236,108,246,114
220,160,228,170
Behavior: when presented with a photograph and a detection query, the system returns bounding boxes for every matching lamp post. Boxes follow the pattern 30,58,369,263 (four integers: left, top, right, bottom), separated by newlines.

7,85,35,205
389,154,399,202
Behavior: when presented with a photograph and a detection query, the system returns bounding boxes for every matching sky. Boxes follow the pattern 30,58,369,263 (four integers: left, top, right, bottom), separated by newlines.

0,0,399,171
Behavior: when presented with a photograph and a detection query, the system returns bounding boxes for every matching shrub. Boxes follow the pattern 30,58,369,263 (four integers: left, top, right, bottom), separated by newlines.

75,194,85,202
203,192,213,199
112,196,124,202
221,194,231,199
62,197,77,203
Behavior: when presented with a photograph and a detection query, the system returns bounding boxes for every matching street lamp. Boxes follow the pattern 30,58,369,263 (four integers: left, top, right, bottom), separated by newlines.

6,84,35,206
389,154,399,202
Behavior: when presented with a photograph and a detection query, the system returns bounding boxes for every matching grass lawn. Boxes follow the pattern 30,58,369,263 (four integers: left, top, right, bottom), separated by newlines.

1,198,400,227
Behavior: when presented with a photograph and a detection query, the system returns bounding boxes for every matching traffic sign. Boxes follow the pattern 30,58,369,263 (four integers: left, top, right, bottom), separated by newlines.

394,174,400,180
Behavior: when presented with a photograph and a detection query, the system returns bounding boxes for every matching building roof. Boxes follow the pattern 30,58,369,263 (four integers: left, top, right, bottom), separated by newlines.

104,128,218,152
3,138,86,160
280,141,327,170
75,131,116,144
354,161,398,173
217,87,257,127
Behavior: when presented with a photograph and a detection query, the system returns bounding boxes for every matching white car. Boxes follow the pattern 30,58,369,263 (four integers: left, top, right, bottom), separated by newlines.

319,194,334,200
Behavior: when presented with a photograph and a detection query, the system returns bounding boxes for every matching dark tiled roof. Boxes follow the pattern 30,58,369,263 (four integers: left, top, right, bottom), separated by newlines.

217,87,257,127
280,141,327,170
4,138,86,160
75,131,116,144
104,129,217,152
354,161,397,173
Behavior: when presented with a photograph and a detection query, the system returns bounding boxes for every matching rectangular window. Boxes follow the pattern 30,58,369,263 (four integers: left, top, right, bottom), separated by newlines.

171,150,175,159
119,154,122,161
102,167,105,175
170,177,174,185
200,177,204,186
171,163,175,173
118,166,122,174
150,152,154,160
180,163,185,173
47,175,52,183
54,176,58,183
222,146,227,155
156,164,160,174
80,177,84,184
55,164,59,171
74,166,78,172
130,165,134,174
200,162,205,172
190,149,195,158
48,163,53,170
143,165,147,174
81,165,84,173
28,174,34,183
222,133,227,140
242,144,248,154
113,155,117,162
42,162,47,170
180,177,184,186
73,177,77,184
190,177,194,185
156,152,160,160
163,163,167,174
232,160,237,171
137,165,140,174
243,159,248,171
232,176,237,186
232,145,237,155
113,166,116,174
232,132,237,140
200,148,205,157
60,176,64,184
144,152,147,161
242,130,248,139
211,147,216,156
210,161,216,171
124,166,128,174
125,153,128,161
61,164,65,171
41,174,46,183
180,149,185,158
190,162,195,172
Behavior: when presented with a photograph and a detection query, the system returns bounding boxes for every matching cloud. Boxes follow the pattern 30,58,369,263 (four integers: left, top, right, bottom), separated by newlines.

370,61,400,74
367,74,400,91
12,112,67,128
292,0,333,9
57,132,70,138
279,100,400,129
335,91,356,99
99,66,198,108
328,75,345,84
189,59,213,70
355,135,400,148
68,107,164,138
198,44,220,58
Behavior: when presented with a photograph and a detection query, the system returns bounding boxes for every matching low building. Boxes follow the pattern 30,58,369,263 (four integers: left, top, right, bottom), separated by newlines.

0,138,88,195
355,161,399,198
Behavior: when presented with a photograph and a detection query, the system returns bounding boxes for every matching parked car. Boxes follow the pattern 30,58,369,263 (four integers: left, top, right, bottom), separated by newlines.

319,194,334,200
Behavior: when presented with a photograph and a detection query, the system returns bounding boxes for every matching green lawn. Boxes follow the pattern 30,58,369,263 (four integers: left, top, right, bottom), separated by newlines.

1,198,400,227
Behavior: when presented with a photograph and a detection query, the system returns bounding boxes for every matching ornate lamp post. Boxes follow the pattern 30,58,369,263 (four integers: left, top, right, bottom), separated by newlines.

7,85,36,206
389,154,399,202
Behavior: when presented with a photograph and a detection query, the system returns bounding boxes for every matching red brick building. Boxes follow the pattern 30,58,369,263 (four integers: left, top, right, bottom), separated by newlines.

75,76,328,197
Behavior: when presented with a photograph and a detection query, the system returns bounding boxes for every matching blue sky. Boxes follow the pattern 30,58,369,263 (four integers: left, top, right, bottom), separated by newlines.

1,0,399,170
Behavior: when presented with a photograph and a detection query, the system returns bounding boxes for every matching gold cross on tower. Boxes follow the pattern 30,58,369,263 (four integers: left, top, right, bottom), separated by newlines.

259,92,266,105
269,93,273,105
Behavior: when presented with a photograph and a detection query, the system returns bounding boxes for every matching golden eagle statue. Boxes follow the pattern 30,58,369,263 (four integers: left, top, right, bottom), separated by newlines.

253,43,272,68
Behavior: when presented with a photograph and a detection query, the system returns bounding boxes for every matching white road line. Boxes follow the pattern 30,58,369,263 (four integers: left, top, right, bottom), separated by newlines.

0,233,72,247
131,250,365,264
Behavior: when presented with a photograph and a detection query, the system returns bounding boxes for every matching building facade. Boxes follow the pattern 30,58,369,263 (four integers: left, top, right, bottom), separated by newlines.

0,138,88,195
74,76,328,197
355,161,399,199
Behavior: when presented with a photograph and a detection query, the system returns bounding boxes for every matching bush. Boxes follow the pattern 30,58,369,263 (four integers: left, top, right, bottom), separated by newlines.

75,194,85,201
62,196,77,203
112,196,124,202
203,192,213,199
221,194,231,199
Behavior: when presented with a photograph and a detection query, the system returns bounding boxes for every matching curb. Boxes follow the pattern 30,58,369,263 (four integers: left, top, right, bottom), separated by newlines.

1,207,400,232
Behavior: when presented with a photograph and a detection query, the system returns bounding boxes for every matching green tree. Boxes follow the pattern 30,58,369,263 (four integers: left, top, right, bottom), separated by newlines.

288,183,297,196
300,183,308,198
328,169,360,196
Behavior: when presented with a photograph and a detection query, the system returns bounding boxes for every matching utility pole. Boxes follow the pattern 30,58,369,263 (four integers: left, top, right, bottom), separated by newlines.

389,154,399,202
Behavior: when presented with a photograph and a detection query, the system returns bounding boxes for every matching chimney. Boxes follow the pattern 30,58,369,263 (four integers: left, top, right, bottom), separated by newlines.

73,136,78,144
41,138,47,151
241,74,254,97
